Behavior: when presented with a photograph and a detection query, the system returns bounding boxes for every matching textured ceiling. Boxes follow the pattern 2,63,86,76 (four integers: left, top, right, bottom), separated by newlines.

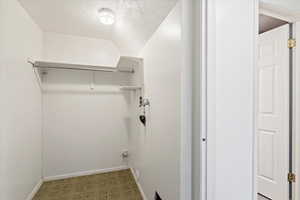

18,0,178,55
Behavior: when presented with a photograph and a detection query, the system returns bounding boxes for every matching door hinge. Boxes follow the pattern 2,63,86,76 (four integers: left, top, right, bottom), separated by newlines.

288,172,296,183
288,39,296,48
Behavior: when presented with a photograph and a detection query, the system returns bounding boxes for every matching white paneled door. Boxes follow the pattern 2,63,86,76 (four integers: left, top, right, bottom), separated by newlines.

257,25,290,200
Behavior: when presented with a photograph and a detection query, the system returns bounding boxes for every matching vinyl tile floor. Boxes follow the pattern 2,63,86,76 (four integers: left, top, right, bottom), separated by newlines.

33,169,143,200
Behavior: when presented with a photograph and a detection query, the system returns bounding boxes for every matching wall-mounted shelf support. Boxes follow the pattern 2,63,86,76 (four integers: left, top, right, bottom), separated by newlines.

28,60,134,73
120,86,143,91
27,56,144,95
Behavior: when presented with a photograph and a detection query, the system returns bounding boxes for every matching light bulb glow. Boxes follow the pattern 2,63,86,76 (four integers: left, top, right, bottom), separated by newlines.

98,8,115,25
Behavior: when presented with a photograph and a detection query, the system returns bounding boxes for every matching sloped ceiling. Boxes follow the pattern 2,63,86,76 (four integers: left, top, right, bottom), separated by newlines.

18,0,178,55
259,14,287,33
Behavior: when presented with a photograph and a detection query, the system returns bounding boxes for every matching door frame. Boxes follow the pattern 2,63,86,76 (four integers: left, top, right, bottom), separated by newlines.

204,0,258,200
200,1,298,200
188,0,257,199
294,22,300,200
181,0,203,199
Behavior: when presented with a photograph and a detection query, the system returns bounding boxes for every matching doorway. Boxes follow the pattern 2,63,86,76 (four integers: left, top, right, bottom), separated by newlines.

257,13,293,200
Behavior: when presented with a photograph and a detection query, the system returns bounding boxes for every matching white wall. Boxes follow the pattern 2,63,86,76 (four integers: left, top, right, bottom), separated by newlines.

206,0,256,200
261,0,300,10
42,84,130,178
41,34,129,178
0,0,43,199
128,3,182,200
43,32,120,67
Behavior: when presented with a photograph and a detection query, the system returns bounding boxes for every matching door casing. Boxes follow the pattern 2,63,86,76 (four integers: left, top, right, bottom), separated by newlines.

202,2,298,200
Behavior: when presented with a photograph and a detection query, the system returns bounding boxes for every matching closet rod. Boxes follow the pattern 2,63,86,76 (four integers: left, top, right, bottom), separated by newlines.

28,61,134,73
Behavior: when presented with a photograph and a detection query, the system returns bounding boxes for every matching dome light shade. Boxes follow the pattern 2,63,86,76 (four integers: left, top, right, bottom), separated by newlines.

98,8,115,25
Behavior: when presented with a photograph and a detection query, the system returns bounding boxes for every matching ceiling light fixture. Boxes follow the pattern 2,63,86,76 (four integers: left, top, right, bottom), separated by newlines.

98,8,115,25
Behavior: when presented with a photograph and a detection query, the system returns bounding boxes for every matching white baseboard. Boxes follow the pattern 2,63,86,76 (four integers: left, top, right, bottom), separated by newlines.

130,168,148,200
26,179,43,200
43,166,129,182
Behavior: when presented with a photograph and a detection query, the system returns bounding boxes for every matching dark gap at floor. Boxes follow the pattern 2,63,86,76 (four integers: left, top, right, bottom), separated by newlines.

258,193,271,200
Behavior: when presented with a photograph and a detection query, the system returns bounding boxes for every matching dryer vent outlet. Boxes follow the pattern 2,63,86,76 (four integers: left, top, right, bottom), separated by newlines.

121,150,129,158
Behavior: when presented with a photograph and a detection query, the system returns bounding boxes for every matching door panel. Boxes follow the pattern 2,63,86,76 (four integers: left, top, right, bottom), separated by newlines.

258,130,275,180
259,66,275,114
257,24,290,200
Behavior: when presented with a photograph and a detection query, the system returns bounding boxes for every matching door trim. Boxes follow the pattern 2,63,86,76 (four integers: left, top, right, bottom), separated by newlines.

201,2,296,200
205,1,257,200
288,23,294,200
294,22,300,200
